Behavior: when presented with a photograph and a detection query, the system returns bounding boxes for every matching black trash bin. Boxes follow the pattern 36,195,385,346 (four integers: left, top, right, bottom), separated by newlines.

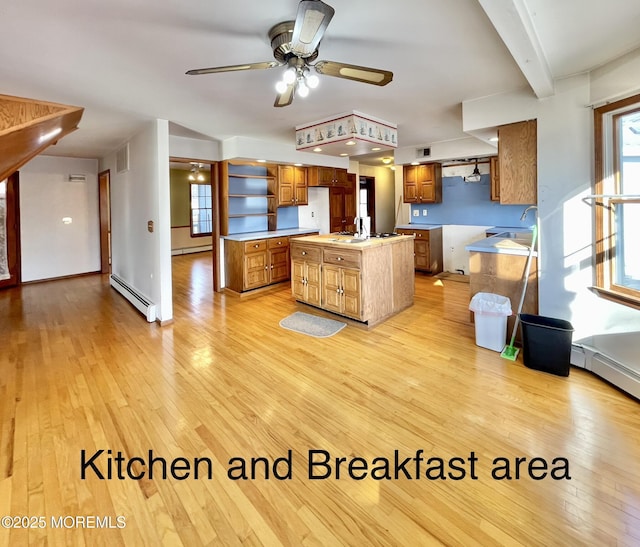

520,314,574,377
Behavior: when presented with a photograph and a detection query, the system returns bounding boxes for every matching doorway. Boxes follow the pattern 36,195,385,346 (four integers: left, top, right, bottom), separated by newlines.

359,176,376,233
0,172,21,289
169,158,220,292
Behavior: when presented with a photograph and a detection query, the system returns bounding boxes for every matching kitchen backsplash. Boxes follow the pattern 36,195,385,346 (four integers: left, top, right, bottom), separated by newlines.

409,174,534,227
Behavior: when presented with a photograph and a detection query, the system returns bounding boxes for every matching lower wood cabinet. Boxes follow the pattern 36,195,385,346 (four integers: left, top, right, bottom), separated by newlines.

225,236,290,293
395,227,443,274
291,244,322,307
290,236,414,325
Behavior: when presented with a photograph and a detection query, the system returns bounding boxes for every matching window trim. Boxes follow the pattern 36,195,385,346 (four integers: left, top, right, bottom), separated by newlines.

593,93,640,309
189,182,213,237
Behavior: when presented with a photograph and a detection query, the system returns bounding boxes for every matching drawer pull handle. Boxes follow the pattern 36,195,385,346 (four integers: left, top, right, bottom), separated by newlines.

337,257,343,261
254,244,259,248
302,251,307,255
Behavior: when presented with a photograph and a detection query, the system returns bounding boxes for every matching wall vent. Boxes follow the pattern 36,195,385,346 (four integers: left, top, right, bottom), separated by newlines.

116,143,130,173
416,147,431,158
68,174,86,182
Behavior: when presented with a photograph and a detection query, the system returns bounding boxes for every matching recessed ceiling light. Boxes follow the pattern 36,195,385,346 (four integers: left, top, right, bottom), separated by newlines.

313,147,322,152
294,163,303,167
489,137,499,142
345,141,356,146
381,157,393,164
256,159,266,163
411,161,420,166
339,153,348,157
371,147,381,151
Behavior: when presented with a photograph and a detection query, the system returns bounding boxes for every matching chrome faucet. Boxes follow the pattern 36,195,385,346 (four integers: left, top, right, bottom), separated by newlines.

520,205,538,221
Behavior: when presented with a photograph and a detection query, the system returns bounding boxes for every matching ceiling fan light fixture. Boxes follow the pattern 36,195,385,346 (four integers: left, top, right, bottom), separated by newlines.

275,80,288,94
297,80,310,98
306,73,319,89
283,67,297,85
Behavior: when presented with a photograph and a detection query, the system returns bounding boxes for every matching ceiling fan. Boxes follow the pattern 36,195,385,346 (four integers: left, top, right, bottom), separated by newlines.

185,0,393,107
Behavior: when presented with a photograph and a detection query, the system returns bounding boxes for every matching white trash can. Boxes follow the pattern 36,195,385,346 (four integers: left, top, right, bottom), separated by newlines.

469,292,512,352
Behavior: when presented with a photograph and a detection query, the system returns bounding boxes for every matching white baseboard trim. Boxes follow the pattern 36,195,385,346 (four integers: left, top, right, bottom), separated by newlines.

171,245,213,256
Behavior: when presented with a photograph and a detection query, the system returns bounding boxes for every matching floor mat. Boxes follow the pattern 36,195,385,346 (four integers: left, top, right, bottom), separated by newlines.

279,311,346,338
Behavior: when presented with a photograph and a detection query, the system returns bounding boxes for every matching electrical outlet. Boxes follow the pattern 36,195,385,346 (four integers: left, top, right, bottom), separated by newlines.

422,209,428,216
412,209,419,217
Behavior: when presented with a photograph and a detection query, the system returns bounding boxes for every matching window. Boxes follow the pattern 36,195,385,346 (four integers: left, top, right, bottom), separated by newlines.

190,183,212,236
593,93,640,308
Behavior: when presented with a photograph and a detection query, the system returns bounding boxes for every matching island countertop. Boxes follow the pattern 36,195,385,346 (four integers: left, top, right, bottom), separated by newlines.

223,228,319,242
292,233,415,248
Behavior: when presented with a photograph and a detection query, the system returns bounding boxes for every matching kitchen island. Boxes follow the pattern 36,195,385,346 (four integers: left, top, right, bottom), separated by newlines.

290,233,415,326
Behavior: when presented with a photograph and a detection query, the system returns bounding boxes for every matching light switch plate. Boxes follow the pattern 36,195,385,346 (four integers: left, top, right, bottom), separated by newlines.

422,209,428,216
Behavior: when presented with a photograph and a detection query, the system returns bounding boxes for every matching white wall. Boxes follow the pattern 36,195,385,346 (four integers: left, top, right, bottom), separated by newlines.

20,156,100,282
298,187,330,234
102,120,173,322
461,71,640,371
169,135,220,162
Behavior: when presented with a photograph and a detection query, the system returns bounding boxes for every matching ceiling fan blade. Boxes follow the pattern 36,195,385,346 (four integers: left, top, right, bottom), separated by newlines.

274,84,295,108
314,61,393,86
290,0,335,58
186,61,280,75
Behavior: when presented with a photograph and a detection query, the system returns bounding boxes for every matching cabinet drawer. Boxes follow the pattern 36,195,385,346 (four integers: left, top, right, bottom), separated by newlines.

323,248,361,269
291,245,321,262
397,228,430,241
268,236,289,249
244,239,267,253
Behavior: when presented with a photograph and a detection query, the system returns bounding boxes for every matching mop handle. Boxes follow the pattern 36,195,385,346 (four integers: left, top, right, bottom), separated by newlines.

508,225,538,346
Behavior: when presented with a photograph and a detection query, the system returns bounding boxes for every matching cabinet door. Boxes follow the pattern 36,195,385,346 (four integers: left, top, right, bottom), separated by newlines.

498,120,537,204
403,165,418,203
414,239,431,271
277,165,295,206
341,268,361,319
490,156,500,201
294,166,308,205
322,265,343,313
269,247,290,283
244,251,268,290
291,260,306,300
334,168,350,186
417,163,442,203
306,262,322,306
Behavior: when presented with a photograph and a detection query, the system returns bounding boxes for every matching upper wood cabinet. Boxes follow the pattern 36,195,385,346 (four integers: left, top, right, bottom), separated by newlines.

307,166,350,187
497,120,537,204
403,163,442,203
277,165,308,206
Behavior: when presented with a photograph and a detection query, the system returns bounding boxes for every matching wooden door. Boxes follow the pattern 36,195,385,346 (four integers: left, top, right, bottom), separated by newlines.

0,172,20,289
99,170,111,274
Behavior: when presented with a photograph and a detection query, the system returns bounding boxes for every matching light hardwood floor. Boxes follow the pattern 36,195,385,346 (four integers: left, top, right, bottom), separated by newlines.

1,252,639,546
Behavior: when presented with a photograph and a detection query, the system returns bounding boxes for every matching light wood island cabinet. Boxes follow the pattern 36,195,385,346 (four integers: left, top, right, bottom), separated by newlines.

290,234,415,326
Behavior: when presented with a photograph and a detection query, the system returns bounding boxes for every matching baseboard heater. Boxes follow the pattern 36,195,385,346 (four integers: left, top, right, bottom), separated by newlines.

110,274,156,322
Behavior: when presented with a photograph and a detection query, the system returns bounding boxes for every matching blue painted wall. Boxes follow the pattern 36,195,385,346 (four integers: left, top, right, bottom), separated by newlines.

410,174,534,227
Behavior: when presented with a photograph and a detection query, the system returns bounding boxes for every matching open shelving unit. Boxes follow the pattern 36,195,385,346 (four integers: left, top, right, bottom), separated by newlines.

220,161,278,235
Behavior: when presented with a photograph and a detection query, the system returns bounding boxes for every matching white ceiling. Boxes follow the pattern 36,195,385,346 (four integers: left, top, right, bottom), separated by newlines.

2,0,639,164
